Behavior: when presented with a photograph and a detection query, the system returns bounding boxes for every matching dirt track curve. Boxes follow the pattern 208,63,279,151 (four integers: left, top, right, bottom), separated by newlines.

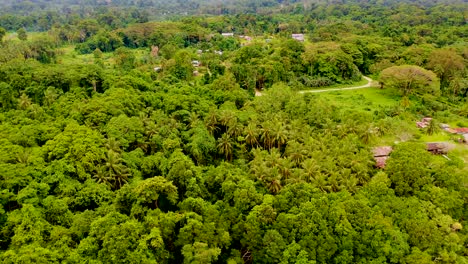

255,76,375,96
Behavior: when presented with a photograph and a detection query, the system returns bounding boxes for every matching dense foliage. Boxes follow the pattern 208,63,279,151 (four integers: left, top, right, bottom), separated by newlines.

0,0,467,263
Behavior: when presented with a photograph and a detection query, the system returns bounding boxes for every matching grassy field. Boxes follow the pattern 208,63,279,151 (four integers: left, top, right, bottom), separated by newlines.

4,31,49,41
308,86,401,111
307,85,468,163
56,45,153,67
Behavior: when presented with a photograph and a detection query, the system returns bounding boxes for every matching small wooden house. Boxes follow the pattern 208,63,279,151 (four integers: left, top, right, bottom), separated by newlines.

426,142,449,154
372,146,393,168
292,34,305,42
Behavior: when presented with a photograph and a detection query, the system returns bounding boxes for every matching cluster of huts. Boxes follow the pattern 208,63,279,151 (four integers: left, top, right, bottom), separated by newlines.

372,142,452,169
416,117,468,143
221,32,305,42
372,117,468,168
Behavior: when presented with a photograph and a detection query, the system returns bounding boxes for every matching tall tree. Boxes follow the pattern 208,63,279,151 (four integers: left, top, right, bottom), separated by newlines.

379,65,440,96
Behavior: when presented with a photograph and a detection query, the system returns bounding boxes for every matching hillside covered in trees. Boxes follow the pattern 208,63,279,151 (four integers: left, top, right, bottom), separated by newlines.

0,0,467,263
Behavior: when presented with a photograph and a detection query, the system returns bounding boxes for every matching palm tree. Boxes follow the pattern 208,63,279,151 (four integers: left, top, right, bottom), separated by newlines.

270,121,288,149
18,93,31,110
285,140,306,165
217,133,233,161
301,158,321,182
426,119,439,135
219,110,236,128
227,120,243,139
325,172,342,193
93,165,112,187
205,109,219,135
105,138,122,153
264,167,282,194
244,123,259,148
188,112,200,128
360,126,375,144
267,178,282,194
278,157,294,180
16,149,30,165
260,124,272,149
313,174,328,192
265,148,282,168
43,88,59,106
102,150,130,189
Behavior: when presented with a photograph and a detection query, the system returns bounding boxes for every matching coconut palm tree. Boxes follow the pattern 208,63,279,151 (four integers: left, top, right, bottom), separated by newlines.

188,112,200,128
244,122,259,148
217,133,233,161
285,140,307,165
205,109,219,135
101,150,130,189
301,158,321,182
260,123,272,149
93,165,112,187
219,110,236,128
43,88,59,106
270,121,288,149
105,138,122,153
18,93,31,110
227,119,243,138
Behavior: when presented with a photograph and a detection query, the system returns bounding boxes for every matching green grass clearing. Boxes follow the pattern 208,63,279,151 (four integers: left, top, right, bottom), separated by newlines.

309,87,401,111
4,31,48,41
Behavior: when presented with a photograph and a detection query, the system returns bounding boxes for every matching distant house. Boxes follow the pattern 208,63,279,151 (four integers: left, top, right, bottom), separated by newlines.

439,124,468,143
452,128,468,134
192,60,200,67
222,33,234,37
239,35,252,41
426,142,450,154
416,117,432,128
292,34,305,42
150,46,159,57
372,146,393,168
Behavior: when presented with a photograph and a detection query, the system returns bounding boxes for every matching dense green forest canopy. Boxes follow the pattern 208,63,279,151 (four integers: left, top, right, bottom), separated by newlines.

0,0,467,263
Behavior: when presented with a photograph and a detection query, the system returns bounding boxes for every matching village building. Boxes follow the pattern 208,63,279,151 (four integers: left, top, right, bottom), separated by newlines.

426,142,449,154
221,33,234,37
239,35,252,41
372,146,393,168
292,33,305,42
438,123,468,144
416,117,432,128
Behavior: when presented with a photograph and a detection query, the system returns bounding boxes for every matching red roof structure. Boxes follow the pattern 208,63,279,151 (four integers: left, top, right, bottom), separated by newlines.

452,128,468,134
372,146,393,168
375,156,389,169
372,146,393,157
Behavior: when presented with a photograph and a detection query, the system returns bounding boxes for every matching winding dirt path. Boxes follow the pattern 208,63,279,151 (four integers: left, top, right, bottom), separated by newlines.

255,76,375,96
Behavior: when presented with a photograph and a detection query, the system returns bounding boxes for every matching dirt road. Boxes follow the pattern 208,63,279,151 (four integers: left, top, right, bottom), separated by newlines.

255,76,375,96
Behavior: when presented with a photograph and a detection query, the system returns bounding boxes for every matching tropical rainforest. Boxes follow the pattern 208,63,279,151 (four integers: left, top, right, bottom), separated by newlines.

0,0,467,263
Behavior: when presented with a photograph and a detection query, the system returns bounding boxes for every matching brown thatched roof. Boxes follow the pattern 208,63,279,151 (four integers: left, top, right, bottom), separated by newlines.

372,146,393,157
375,156,389,169
453,128,468,134
426,142,449,154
